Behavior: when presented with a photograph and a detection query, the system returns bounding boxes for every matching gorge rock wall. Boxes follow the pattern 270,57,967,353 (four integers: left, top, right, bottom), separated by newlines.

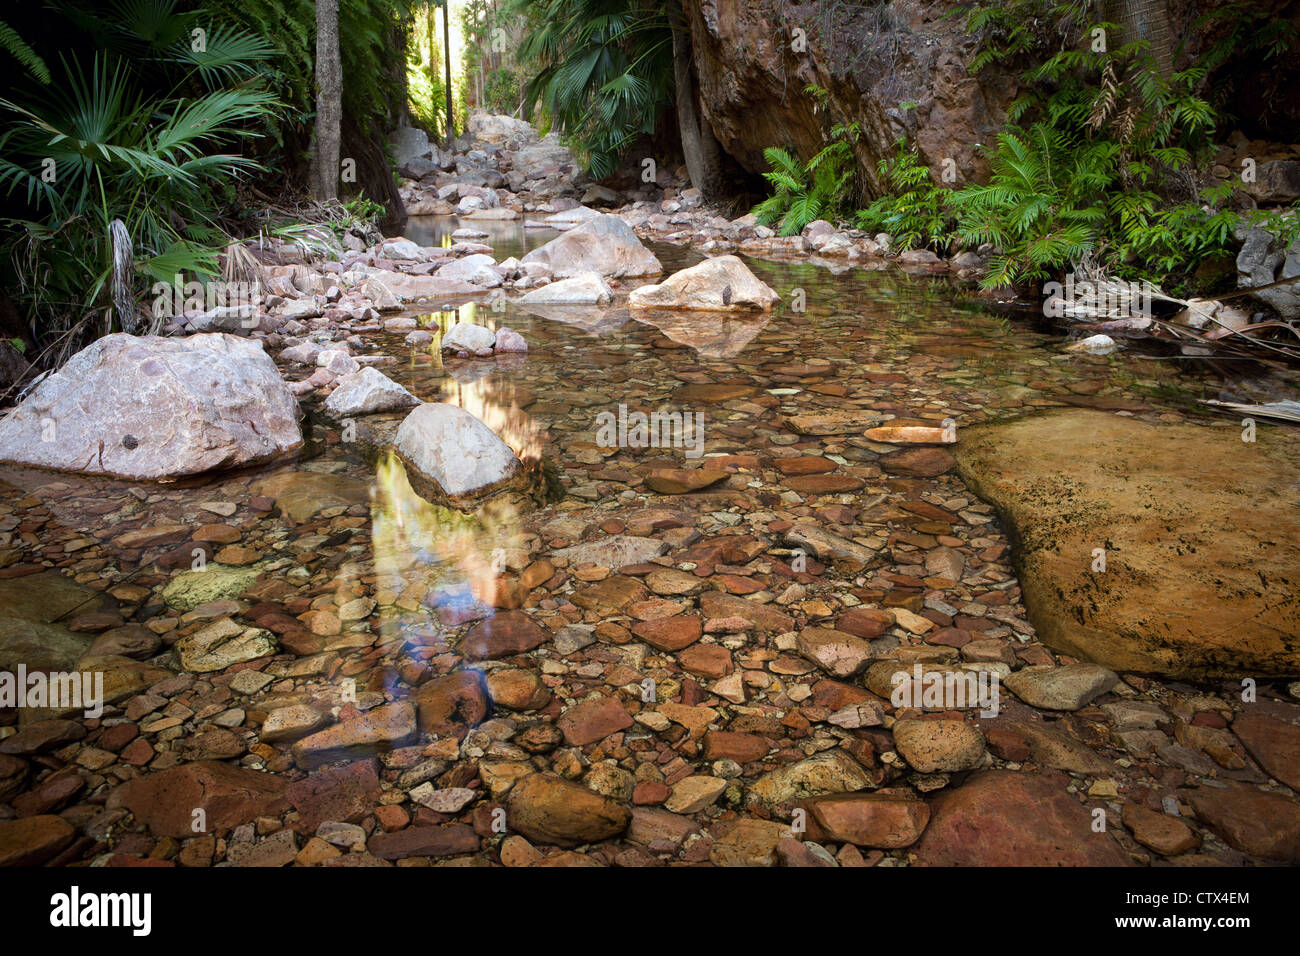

683,0,1021,196
682,0,1300,200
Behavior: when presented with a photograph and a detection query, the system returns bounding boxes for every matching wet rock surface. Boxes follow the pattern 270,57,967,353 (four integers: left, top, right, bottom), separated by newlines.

956,409,1300,679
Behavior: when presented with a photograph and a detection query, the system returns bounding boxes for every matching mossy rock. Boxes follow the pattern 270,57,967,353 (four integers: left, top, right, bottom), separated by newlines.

161,563,263,612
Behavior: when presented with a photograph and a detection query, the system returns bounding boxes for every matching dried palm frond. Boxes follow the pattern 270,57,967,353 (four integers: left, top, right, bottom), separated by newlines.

222,241,264,293
110,219,137,334
1090,61,1119,131
1201,400,1300,424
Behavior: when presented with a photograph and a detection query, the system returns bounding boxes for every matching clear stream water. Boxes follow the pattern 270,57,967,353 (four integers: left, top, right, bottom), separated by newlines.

0,215,1291,687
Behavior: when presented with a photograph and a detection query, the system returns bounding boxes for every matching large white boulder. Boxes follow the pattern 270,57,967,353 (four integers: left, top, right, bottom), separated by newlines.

394,403,521,503
0,333,301,479
324,367,420,417
628,255,779,311
361,272,486,304
468,112,539,146
517,271,613,305
521,214,661,278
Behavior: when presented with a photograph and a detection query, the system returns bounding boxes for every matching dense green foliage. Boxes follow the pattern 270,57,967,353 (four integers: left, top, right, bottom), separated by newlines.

0,0,415,353
461,0,525,115
948,5,1240,288
0,1,279,340
856,140,952,252
751,99,861,237
750,1,1299,294
512,0,673,178
752,139,856,237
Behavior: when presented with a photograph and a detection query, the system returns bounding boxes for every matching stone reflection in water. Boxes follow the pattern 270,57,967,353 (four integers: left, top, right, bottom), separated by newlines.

370,452,532,651
514,302,632,337
630,308,772,359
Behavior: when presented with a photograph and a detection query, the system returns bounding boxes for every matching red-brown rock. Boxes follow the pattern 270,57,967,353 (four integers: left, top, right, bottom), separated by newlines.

1187,782,1300,862
703,731,769,763
881,447,956,477
108,761,289,838
803,792,930,848
415,670,490,738
678,644,734,679
368,824,480,860
632,615,702,652
0,815,75,866
286,759,381,834
461,610,551,660
558,696,633,746
1231,712,1300,791
913,770,1131,866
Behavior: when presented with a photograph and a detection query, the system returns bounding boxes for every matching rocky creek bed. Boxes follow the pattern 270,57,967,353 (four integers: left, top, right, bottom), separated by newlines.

1,135,1299,867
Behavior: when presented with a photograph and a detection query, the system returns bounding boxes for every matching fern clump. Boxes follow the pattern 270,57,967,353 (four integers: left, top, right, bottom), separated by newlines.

945,0,1296,291
752,125,858,236
855,140,953,252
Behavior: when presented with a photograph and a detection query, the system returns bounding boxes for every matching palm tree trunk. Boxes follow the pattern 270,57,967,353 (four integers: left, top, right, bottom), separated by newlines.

426,5,439,122
671,19,721,198
1108,0,1174,75
442,0,455,146
312,0,341,201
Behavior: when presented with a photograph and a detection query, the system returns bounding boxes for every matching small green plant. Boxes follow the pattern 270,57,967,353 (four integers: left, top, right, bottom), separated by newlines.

855,139,952,251
752,124,859,236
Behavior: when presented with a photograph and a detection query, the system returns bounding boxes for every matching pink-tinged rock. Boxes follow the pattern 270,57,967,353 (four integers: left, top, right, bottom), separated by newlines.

864,425,955,444
558,696,633,746
699,591,793,633
107,761,289,838
627,806,699,849
913,771,1131,866
777,837,835,867
0,333,301,479
493,327,528,352
796,627,875,678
